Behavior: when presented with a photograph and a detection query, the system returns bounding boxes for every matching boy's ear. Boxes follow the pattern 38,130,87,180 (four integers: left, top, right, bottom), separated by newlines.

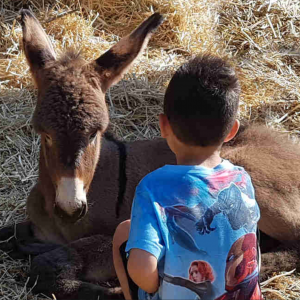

224,120,240,143
159,114,170,138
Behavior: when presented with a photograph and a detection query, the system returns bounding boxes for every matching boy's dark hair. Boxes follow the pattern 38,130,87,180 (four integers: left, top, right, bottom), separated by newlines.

164,54,240,147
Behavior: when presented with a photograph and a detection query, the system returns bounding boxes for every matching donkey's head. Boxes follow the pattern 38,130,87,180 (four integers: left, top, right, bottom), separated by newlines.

21,9,163,223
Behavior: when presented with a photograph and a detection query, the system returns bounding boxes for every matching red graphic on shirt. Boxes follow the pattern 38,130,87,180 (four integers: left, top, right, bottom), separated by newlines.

215,233,262,300
206,169,248,195
189,260,215,283
162,260,217,299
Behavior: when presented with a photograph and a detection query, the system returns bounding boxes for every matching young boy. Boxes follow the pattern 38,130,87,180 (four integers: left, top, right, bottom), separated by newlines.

113,55,262,300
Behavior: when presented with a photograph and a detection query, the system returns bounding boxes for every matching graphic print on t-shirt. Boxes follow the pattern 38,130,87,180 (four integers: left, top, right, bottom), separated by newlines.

196,182,259,234
157,181,259,256
163,203,208,255
126,160,262,300
163,260,217,299
162,233,260,300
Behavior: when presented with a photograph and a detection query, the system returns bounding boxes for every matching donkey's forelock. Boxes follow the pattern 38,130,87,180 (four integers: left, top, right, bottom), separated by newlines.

57,50,82,66
33,50,109,135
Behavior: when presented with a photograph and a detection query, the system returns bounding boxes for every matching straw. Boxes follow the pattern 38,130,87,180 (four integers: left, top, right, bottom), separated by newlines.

1,0,300,299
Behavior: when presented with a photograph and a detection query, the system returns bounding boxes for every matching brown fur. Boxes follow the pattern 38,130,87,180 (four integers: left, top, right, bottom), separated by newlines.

1,9,300,300
222,125,300,241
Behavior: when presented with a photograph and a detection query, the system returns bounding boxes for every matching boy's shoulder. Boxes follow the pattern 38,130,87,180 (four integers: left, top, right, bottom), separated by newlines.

137,160,253,193
221,159,251,175
221,159,243,169
138,165,170,186
136,164,183,194
219,159,254,183
140,160,251,182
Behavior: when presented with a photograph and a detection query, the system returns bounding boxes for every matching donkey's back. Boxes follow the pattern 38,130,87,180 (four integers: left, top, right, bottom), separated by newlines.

222,125,300,242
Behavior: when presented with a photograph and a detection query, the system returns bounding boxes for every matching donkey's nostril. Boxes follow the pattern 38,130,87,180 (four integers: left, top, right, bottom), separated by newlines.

79,202,87,218
54,201,87,223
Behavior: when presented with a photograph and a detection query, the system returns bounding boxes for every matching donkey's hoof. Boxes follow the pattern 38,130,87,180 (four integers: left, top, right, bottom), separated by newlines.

0,225,25,259
0,225,15,242
0,222,47,259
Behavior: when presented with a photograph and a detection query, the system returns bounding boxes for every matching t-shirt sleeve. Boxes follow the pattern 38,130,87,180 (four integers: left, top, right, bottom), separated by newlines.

125,181,165,261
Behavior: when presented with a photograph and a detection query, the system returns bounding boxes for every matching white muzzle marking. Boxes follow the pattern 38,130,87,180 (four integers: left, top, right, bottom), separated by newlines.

56,177,87,215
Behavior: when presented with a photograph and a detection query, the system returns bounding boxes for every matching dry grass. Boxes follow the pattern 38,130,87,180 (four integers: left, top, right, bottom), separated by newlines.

0,0,300,299
218,0,300,133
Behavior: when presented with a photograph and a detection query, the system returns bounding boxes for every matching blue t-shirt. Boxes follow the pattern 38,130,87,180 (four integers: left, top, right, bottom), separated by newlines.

126,160,261,300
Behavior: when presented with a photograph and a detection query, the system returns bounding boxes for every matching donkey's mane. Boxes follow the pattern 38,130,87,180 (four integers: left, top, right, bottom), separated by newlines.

57,49,83,65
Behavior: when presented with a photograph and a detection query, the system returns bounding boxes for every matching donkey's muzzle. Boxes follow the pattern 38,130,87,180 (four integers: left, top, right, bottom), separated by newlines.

55,177,88,222
54,202,87,223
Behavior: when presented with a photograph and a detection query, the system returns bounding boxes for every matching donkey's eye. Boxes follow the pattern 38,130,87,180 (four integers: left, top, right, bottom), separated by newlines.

89,131,98,141
45,134,52,147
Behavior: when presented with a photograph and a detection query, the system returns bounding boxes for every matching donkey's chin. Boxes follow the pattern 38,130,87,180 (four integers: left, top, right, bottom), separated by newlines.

54,202,88,223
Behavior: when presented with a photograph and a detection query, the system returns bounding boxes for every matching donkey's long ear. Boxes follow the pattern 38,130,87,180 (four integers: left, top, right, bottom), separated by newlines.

20,9,56,77
93,13,164,92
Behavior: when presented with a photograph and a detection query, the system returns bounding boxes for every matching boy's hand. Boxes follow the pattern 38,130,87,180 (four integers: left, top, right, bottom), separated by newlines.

128,248,159,294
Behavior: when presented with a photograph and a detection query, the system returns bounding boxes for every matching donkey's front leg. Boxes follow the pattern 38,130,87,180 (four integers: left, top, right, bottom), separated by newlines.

28,234,121,300
0,185,62,259
0,220,60,259
0,220,32,259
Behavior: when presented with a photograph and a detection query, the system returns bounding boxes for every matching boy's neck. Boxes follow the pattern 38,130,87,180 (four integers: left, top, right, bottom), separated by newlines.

175,146,222,168
163,127,224,169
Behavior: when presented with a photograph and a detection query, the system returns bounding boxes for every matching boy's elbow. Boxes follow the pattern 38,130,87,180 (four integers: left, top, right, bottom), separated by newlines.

141,275,159,294
128,265,159,293
127,254,159,293
144,284,159,294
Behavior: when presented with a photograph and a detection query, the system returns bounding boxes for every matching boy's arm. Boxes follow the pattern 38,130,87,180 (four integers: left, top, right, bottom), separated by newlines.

126,180,165,294
128,248,159,293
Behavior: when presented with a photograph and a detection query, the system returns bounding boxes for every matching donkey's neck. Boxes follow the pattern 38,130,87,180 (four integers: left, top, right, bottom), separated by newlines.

38,148,57,216
102,134,127,217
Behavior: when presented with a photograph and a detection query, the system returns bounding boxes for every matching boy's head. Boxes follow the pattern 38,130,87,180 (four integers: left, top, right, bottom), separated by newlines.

162,54,240,148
